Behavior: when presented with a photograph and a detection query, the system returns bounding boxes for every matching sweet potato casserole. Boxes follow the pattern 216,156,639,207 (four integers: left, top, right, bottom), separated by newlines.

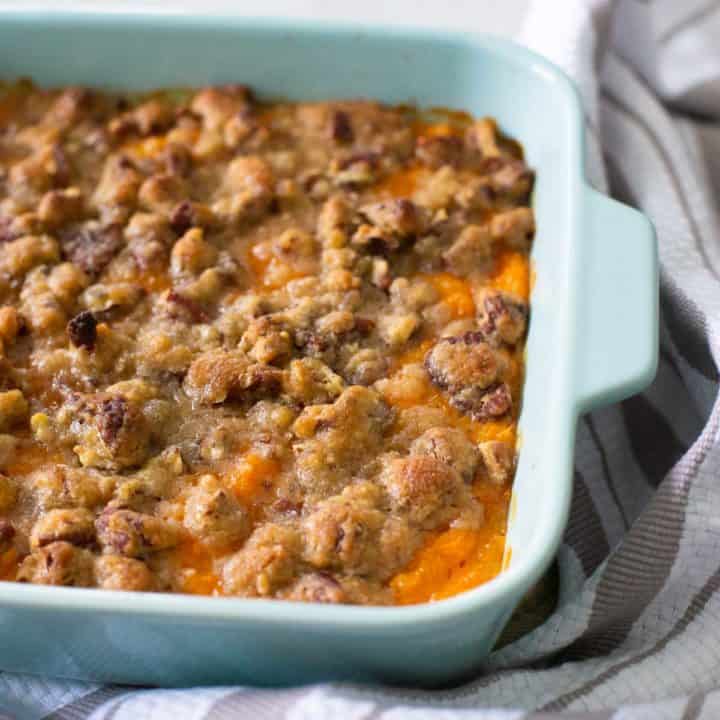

0,81,534,605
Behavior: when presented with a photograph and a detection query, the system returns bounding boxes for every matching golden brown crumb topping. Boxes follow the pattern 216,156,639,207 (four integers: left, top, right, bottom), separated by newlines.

0,81,534,604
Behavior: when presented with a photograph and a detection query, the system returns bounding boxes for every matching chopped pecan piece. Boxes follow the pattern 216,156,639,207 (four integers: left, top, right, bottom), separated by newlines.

465,382,512,421
67,310,98,350
0,519,15,546
58,222,124,278
415,134,463,169
359,198,423,238
476,289,528,346
97,396,128,447
488,158,535,203
95,508,182,558
69,393,151,470
0,216,18,244
352,199,427,254
330,110,354,143
330,151,379,188
169,200,215,235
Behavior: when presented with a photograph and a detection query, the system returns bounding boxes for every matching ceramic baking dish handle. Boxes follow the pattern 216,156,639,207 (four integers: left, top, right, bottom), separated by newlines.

575,186,659,412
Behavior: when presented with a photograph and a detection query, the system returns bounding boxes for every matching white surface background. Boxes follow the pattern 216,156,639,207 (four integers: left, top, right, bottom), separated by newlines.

0,1,530,38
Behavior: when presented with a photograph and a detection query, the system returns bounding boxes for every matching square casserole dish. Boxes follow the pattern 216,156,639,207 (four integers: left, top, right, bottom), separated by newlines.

0,12,658,688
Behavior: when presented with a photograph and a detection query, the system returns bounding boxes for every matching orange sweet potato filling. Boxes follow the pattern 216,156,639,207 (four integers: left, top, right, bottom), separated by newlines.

167,453,283,595
391,483,510,605
489,249,531,301
376,164,427,198
247,243,310,289
2,445,65,478
419,272,477,319
230,453,281,505
174,540,220,595
383,413,513,602
0,547,18,581
387,255,529,604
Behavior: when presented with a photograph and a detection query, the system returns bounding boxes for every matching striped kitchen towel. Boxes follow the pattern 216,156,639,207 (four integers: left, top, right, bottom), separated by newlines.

4,0,720,717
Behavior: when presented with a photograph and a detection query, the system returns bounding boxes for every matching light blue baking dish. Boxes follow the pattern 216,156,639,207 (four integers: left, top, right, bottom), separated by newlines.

0,12,658,688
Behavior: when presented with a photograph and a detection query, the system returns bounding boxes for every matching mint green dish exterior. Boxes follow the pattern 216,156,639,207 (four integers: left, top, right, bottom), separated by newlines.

0,12,658,688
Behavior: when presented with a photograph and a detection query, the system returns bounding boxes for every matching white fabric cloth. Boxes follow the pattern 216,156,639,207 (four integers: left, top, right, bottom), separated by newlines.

4,1,720,717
